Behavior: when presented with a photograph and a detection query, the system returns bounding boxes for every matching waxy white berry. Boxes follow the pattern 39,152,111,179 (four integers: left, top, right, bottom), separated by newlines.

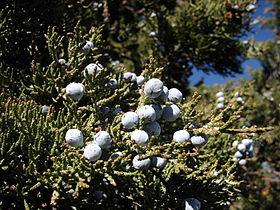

215,92,224,98
132,154,151,170
84,63,103,77
159,86,169,102
41,105,49,114
242,139,253,148
121,112,139,129
144,78,164,98
150,104,162,120
131,130,149,145
94,131,112,149
236,97,244,104
108,78,118,87
83,143,102,161
110,151,122,161
217,103,224,109
184,198,201,210
234,151,243,158
168,88,183,103
190,135,208,146
151,156,167,169
65,82,84,100
65,129,84,147
232,140,239,148
123,72,137,82
162,104,180,121
239,159,247,166
237,143,246,152
80,40,94,54
144,121,161,137
58,58,66,65
136,75,145,85
137,105,156,123
173,130,190,143
217,96,224,103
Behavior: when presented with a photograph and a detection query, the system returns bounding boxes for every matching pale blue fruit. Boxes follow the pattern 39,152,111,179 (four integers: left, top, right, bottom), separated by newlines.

234,151,243,158
108,78,118,87
184,198,201,210
65,82,84,100
83,143,102,161
121,111,139,129
151,156,167,169
136,75,145,85
137,105,156,123
159,86,169,102
65,129,84,147
131,130,149,145
94,131,112,149
80,40,93,54
144,121,161,137
150,104,162,120
41,105,49,114
190,135,208,146
173,130,190,143
144,78,163,98
110,151,122,161
162,104,180,121
132,154,151,170
237,143,246,152
239,159,247,166
168,88,183,103
84,63,103,76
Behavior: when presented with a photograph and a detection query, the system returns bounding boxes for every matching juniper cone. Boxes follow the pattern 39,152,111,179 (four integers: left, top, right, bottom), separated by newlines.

173,130,190,143
108,78,118,87
217,103,224,109
65,129,84,147
168,88,183,103
234,151,243,158
151,156,167,169
144,121,161,137
217,96,225,102
162,104,180,121
190,135,208,146
232,140,239,148
237,144,246,152
242,139,253,147
93,131,112,149
215,92,224,97
131,130,149,146
65,82,84,100
136,75,145,85
132,154,151,170
144,78,164,98
159,86,169,102
83,143,102,161
239,159,247,166
84,63,103,76
184,198,201,210
121,111,139,129
150,104,163,120
137,105,156,123
123,72,137,82
80,40,93,54
109,151,122,161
